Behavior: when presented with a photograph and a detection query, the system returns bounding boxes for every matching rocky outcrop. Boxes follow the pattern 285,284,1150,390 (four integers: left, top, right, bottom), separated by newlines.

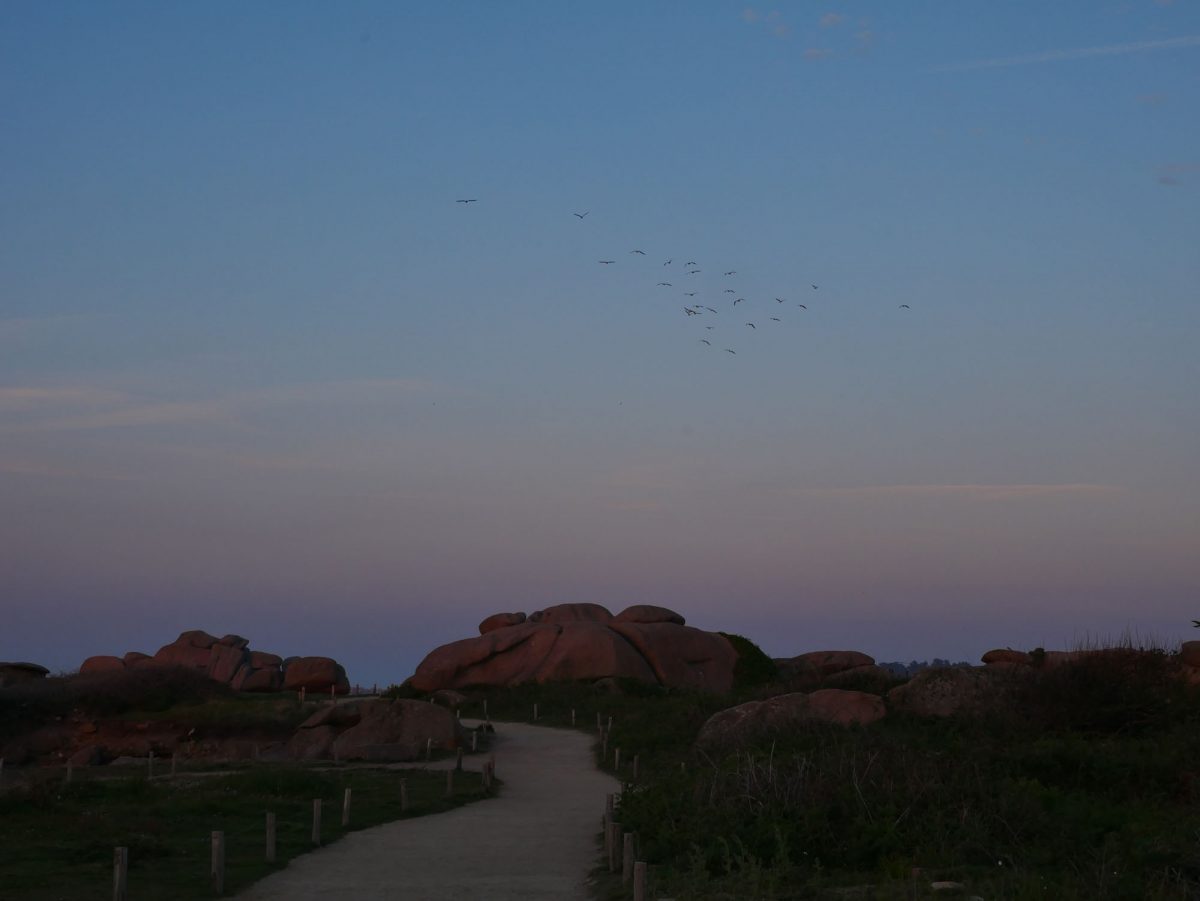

697,689,886,749
479,612,527,634
981,649,1031,666
888,667,993,718
1179,641,1200,668
0,661,49,687
785,650,876,676
78,631,348,695
80,656,126,674
412,604,735,693
286,699,464,762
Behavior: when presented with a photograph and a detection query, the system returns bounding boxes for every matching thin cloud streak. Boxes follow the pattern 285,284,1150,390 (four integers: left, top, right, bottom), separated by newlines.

797,483,1124,501
932,34,1200,72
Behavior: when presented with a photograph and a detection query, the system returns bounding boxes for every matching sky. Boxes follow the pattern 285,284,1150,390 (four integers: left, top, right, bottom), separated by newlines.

2,1,1198,687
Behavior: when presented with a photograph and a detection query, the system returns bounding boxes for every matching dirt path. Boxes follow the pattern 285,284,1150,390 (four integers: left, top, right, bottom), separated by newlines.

237,721,618,900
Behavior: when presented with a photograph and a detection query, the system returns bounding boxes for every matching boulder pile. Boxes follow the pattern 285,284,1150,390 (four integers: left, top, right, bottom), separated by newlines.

79,630,349,695
0,661,49,688
411,603,737,693
287,698,466,761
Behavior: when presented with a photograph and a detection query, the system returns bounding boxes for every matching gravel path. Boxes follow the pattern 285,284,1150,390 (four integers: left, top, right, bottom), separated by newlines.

237,721,618,900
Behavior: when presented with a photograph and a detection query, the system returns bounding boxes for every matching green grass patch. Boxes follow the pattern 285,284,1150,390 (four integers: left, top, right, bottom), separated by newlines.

0,762,490,899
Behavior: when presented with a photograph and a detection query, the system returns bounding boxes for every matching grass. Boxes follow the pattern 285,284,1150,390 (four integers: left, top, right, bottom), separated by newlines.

0,761,491,900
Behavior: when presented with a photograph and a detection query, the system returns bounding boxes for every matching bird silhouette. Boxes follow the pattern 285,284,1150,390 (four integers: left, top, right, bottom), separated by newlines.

733,298,743,305
705,326,714,330
811,284,819,290
797,304,807,310
899,304,911,309
700,339,711,345
684,292,697,297
776,297,786,303
630,249,646,255
688,269,701,274
724,348,736,354
573,211,589,219
724,271,736,276
598,260,615,264
770,317,781,322
746,322,756,329
686,261,697,266
663,259,672,265
684,307,699,316
658,282,672,286
456,199,478,204
704,306,718,313
724,289,736,294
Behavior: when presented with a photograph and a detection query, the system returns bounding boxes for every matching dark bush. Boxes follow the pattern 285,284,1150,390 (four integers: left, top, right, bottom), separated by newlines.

720,632,779,690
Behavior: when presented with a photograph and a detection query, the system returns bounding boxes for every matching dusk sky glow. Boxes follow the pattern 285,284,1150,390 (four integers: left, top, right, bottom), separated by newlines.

2,2,1198,686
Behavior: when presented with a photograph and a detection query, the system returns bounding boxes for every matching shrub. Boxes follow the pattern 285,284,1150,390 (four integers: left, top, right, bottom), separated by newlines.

719,632,779,690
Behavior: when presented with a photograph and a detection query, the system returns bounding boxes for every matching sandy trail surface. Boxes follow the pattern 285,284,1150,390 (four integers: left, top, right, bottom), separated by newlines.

237,720,618,900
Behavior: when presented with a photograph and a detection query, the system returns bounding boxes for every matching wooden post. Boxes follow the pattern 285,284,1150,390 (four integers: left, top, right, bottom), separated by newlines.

681,761,686,773
342,787,352,826
483,699,488,719
623,833,635,884
300,686,306,702
633,861,647,901
596,712,602,732
456,748,463,771
471,730,478,752
330,684,336,702
456,708,461,720
607,714,613,732
532,702,538,721
615,748,621,771
265,812,276,862
602,732,608,760
171,753,177,777
211,830,225,895
112,846,128,901
400,778,409,812
446,769,454,796
633,754,639,779
147,750,154,778
608,821,621,872
425,738,432,761
66,761,73,783
571,708,576,727
311,799,322,845
605,792,615,819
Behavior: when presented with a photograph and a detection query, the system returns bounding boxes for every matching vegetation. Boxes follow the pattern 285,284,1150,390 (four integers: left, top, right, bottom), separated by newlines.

0,762,490,899
441,639,1200,899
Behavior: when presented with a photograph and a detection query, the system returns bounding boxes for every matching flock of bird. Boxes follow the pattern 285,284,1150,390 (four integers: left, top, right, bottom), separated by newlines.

456,199,910,356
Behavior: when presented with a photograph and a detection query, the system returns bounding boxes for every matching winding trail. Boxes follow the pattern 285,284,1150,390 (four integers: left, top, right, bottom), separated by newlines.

237,721,618,900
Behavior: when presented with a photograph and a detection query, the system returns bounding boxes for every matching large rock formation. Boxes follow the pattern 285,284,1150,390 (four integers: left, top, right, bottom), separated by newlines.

0,661,49,687
286,698,465,761
412,603,737,693
77,631,349,695
697,689,886,750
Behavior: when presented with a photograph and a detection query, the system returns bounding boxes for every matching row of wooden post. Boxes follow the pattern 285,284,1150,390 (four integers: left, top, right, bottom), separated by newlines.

113,760,491,899
603,792,647,900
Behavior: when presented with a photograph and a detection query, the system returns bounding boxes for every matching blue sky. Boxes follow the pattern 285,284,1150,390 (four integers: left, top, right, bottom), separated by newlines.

2,2,1198,685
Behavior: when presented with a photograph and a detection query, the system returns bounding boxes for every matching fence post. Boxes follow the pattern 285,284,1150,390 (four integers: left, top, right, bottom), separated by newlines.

608,821,621,873
471,730,478,752
112,846,128,901
602,731,608,760
607,714,613,732
147,750,154,779
400,778,409,812
483,699,488,720
312,799,322,845
425,738,432,761
596,712,602,732
633,861,647,901
456,747,463,771
265,812,276,862
633,754,639,779
171,753,177,778
615,748,621,771
342,788,352,826
211,830,225,895
446,769,454,797
571,708,576,727
623,833,635,884
66,761,73,783
300,686,306,702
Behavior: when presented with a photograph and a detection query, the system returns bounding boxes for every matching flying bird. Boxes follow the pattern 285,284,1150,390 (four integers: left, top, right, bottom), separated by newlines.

689,269,701,274
811,284,819,290
776,297,786,303
770,317,781,322
733,298,743,305
724,348,736,354
899,304,911,309
598,260,615,264
686,261,698,266
700,339,711,345
663,259,672,265
746,322,756,329
703,306,717,313
456,199,478,204
573,211,589,219
724,289,736,294
705,326,714,330
724,271,736,276
684,292,697,297
684,307,699,316
797,304,807,310
658,282,673,286
630,249,646,255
